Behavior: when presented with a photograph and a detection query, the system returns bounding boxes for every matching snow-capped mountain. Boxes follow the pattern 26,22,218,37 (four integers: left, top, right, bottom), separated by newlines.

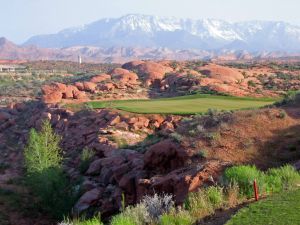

22,14,300,52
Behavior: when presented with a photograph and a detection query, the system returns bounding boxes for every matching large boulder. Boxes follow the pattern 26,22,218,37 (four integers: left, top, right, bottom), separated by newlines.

98,83,115,92
74,188,102,213
83,82,97,93
122,60,145,70
144,139,189,173
135,61,173,86
90,74,111,83
199,64,244,83
41,82,86,103
110,68,139,85
0,111,12,122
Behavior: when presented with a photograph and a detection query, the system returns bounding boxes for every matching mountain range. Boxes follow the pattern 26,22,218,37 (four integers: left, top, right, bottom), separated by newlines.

24,14,300,52
2,14,300,63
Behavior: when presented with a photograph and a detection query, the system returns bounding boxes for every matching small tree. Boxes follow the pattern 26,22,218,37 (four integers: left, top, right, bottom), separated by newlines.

24,120,74,219
24,120,62,173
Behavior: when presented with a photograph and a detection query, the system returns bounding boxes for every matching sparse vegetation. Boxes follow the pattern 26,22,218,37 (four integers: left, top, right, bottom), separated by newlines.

79,148,95,173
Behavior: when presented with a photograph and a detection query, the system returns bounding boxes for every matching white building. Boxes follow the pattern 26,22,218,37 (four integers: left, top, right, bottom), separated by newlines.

0,64,26,72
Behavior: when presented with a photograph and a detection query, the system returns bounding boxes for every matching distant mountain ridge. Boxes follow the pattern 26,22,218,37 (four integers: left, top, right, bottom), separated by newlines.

24,14,300,52
1,37,300,63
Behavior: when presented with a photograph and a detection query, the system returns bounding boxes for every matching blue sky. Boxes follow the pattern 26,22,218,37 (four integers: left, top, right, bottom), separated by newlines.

1,0,300,44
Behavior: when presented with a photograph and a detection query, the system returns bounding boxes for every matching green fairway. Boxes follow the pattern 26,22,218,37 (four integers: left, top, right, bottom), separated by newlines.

87,94,276,114
226,189,300,225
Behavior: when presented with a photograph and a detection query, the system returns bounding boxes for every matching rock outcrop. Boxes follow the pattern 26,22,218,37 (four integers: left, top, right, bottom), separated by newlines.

42,82,87,104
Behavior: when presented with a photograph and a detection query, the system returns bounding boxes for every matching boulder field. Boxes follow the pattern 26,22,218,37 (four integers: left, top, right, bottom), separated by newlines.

1,99,300,218
41,60,287,104
0,102,226,217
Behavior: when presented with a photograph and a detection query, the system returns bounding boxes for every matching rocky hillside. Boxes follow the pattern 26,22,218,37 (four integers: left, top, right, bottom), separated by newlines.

1,94,300,222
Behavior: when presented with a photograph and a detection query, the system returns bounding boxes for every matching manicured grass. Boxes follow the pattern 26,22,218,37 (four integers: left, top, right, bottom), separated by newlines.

226,189,300,225
86,94,276,115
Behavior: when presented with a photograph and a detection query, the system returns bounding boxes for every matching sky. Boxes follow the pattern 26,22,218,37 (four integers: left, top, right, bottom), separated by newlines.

1,0,300,44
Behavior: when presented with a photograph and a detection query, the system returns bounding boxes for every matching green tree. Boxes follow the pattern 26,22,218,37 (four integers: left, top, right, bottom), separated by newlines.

24,120,75,219
24,120,62,173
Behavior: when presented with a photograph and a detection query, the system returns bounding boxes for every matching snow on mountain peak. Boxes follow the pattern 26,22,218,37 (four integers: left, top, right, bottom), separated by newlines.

23,14,300,52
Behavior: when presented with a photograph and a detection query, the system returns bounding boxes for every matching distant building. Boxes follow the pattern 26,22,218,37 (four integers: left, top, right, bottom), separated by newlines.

0,64,26,72
78,55,82,65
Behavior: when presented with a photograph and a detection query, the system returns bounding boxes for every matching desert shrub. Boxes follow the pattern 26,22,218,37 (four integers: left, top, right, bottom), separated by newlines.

223,165,265,198
160,209,193,225
184,189,214,218
61,216,103,225
225,182,241,207
116,203,149,225
24,120,75,219
247,80,256,87
79,148,95,173
169,132,184,142
195,149,208,159
266,165,300,192
142,193,174,223
206,186,224,208
110,214,137,225
275,91,300,106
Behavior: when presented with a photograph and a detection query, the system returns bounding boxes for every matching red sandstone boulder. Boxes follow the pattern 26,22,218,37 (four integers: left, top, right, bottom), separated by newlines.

0,111,11,122
122,60,145,70
134,61,173,86
83,82,97,93
75,82,85,91
64,85,78,99
42,82,85,103
90,74,111,83
98,83,115,92
74,188,102,213
42,91,62,104
86,159,102,175
72,89,86,99
200,64,244,83
110,68,139,85
127,116,150,130
144,139,189,173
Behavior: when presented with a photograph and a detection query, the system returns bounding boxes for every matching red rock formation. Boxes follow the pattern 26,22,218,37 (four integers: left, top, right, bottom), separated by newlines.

144,139,189,173
90,74,111,83
41,82,86,103
110,68,139,85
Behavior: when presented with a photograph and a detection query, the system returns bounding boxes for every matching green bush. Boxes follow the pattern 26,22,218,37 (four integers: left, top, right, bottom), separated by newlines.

223,165,265,198
121,204,149,225
224,165,300,197
24,120,75,219
184,189,214,219
79,148,95,173
206,186,224,208
110,213,137,225
160,209,193,225
61,216,103,225
266,165,300,192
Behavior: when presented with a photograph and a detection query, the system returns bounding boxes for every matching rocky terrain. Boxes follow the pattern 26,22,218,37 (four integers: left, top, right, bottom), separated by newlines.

1,59,300,224
40,60,300,104
1,90,300,223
